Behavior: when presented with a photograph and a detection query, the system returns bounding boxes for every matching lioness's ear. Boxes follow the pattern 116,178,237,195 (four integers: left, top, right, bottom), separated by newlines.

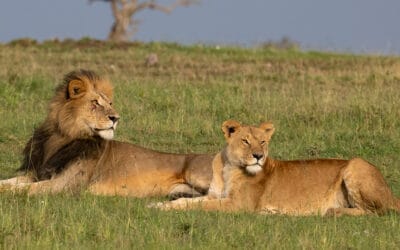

259,122,275,140
222,120,241,139
68,79,87,99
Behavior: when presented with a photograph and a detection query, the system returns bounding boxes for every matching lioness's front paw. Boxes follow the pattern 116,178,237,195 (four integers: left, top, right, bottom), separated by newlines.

324,208,345,217
147,201,173,210
147,201,162,208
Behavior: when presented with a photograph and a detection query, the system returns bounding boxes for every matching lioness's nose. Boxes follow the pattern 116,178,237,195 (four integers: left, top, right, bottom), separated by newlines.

252,153,263,160
109,115,120,123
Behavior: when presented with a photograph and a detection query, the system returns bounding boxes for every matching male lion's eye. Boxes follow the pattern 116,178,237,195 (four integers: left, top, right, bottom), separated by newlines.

260,140,266,145
91,100,100,110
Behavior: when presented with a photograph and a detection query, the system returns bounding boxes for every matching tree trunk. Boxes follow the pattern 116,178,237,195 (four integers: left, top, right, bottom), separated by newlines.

107,0,135,43
104,0,197,43
107,15,131,42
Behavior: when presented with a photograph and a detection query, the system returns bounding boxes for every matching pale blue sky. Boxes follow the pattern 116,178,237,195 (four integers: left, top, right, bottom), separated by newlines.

1,0,400,54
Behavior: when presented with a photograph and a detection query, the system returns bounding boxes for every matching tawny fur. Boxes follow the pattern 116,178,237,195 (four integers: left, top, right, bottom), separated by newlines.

0,70,213,197
152,120,400,216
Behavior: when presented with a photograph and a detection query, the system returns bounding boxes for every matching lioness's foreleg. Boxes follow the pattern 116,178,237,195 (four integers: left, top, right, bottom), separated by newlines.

149,196,211,210
325,207,369,217
151,197,236,212
179,198,235,211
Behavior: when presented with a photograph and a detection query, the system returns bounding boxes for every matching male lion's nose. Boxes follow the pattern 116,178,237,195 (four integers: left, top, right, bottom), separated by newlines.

252,153,263,160
109,115,120,123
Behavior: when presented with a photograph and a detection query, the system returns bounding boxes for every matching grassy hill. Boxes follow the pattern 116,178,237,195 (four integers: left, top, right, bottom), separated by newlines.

1,40,400,248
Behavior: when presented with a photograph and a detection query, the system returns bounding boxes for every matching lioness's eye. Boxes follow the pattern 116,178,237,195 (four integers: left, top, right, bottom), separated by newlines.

242,139,249,145
92,100,100,106
109,102,113,106
260,140,266,145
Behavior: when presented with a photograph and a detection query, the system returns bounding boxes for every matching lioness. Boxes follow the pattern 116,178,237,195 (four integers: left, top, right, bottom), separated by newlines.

152,120,400,216
0,70,213,197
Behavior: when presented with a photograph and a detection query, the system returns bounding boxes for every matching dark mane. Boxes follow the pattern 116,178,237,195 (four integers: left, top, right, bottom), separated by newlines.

19,124,52,179
18,69,105,180
37,138,104,180
19,128,104,180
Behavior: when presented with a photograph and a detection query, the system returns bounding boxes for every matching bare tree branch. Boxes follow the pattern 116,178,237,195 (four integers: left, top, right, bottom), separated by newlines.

110,0,120,20
90,0,199,42
136,0,197,14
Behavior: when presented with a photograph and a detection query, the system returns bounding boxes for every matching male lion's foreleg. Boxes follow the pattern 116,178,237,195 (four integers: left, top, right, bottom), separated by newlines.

3,166,87,195
0,181,47,194
26,180,59,195
0,176,36,193
0,180,61,195
0,176,34,186
21,179,82,195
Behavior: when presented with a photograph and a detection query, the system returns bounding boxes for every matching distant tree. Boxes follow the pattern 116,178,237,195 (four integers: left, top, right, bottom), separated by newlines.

90,0,198,42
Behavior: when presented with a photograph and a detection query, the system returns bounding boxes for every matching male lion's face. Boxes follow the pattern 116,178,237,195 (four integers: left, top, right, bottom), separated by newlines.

57,76,120,140
222,120,274,175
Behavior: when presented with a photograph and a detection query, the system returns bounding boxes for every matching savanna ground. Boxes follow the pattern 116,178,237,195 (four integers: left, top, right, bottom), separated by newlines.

0,39,400,249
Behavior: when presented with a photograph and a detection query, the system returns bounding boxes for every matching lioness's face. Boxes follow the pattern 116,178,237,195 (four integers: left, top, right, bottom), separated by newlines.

222,120,274,175
58,76,120,140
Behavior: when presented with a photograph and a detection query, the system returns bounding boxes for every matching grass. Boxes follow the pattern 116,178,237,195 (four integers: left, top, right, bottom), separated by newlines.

1,40,400,249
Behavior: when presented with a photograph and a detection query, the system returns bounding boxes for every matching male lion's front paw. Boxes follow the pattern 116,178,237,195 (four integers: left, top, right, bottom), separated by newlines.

0,184,11,192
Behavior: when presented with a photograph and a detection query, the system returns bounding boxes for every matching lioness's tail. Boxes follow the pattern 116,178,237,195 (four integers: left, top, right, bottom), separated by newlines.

394,198,400,212
388,197,400,213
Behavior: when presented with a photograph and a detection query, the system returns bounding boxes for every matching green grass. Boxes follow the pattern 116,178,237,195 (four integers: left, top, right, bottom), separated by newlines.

1,40,400,249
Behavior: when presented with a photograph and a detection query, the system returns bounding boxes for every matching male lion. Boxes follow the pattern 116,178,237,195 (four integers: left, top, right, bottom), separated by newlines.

151,120,400,216
0,70,213,197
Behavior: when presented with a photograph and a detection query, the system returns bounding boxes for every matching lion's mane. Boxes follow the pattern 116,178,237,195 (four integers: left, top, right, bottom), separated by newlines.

19,70,109,180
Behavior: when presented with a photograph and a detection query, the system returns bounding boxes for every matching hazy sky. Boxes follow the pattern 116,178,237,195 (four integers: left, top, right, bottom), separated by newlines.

1,0,400,54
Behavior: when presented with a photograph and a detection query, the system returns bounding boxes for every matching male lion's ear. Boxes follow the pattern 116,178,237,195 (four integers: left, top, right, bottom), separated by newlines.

68,79,87,99
222,120,241,139
259,122,275,140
